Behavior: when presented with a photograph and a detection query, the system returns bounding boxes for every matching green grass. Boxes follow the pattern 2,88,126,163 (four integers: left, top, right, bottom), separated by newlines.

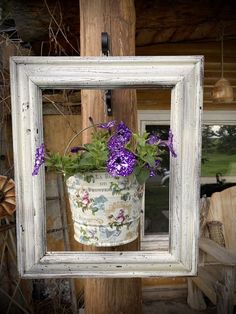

201,153,236,177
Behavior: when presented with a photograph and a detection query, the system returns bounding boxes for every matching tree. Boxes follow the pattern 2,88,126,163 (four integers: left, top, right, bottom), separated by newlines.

202,125,216,154
215,126,236,154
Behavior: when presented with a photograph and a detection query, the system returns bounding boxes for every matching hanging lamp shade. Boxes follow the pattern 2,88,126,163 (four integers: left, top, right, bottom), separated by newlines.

212,27,234,103
212,77,233,103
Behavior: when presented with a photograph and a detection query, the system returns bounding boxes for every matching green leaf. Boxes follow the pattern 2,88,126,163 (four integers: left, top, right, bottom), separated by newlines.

134,166,150,185
78,156,95,167
142,155,156,167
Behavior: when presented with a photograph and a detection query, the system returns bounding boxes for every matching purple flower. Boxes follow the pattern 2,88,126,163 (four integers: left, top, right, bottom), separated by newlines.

98,120,116,129
70,146,87,153
160,130,177,158
115,121,132,143
147,134,160,145
108,135,126,151
32,143,45,176
147,159,161,177
107,148,136,177
107,121,132,151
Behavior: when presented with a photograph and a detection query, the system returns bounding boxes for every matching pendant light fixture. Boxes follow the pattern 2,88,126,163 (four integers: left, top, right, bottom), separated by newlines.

212,27,233,103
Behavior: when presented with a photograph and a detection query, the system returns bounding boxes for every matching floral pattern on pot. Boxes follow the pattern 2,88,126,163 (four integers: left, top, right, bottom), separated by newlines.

75,188,108,215
66,171,144,247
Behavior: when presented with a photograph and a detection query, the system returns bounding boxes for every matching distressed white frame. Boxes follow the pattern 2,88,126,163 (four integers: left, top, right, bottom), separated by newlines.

10,56,203,278
138,110,236,251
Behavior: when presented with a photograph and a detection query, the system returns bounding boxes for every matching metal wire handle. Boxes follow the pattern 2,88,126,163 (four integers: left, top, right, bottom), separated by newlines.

63,123,100,156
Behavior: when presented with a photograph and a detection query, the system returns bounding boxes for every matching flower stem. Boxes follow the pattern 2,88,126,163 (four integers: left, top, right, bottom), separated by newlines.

64,123,100,156
89,116,97,133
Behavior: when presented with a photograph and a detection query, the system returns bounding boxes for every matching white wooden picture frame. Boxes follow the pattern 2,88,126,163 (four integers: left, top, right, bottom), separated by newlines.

10,56,203,278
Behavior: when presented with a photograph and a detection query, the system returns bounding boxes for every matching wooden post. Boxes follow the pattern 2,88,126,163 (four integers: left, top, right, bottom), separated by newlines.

79,1,141,313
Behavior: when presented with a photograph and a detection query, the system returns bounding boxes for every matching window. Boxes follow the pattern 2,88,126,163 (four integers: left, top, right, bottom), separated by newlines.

138,110,236,250
201,111,236,196
10,56,202,277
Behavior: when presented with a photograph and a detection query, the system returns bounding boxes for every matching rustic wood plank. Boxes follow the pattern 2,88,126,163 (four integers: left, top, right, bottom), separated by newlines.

207,186,236,255
135,1,236,45
192,276,217,306
43,103,81,115
199,238,236,265
215,266,235,314
136,40,236,60
187,279,207,310
43,91,81,103
143,283,187,301
43,115,81,154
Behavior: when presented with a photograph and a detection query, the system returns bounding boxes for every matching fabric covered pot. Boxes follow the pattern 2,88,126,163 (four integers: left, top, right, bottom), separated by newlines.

66,171,143,247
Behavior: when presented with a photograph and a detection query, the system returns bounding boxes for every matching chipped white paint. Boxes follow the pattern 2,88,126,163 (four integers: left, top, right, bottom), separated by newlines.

10,56,203,278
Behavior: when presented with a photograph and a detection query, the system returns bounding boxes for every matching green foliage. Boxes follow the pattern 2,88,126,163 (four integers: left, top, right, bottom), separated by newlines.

134,166,150,185
215,126,236,154
202,125,216,155
45,153,80,176
133,132,158,167
132,132,163,184
201,125,236,174
46,130,109,176
45,122,171,184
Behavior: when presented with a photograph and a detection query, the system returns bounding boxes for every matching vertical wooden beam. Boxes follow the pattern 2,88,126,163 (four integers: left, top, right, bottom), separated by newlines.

80,0,137,135
79,1,141,313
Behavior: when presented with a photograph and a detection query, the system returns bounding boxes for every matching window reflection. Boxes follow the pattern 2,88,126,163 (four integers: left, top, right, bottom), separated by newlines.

144,123,236,236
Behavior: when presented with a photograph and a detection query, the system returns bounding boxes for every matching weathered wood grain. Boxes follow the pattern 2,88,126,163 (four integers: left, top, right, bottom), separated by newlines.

9,0,236,54
79,1,140,312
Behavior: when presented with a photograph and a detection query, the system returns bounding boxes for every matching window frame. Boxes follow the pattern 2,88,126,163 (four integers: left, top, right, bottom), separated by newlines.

10,56,203,278
138,109,236,250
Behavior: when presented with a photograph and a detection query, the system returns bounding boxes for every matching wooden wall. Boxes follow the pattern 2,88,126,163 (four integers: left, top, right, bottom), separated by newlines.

43,39,236,114
136,39,236,111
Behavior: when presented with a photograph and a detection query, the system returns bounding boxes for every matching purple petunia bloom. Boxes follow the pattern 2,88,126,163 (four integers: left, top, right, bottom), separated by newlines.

147,134,160,145
107,148,137,177
147,159,161,177
160,129,177,158
115,121,132,143
32,143,45,176
107,121,132,152
108,135,126,151
98,120,116,129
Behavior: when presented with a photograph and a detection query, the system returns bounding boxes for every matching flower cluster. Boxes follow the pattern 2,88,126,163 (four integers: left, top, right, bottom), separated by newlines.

99,121,136,177
32,120,176,185
32,144,45,176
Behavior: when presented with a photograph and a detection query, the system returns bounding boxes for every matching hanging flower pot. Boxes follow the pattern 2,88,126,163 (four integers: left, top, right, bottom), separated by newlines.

66,171,144,246
33,119,176,247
